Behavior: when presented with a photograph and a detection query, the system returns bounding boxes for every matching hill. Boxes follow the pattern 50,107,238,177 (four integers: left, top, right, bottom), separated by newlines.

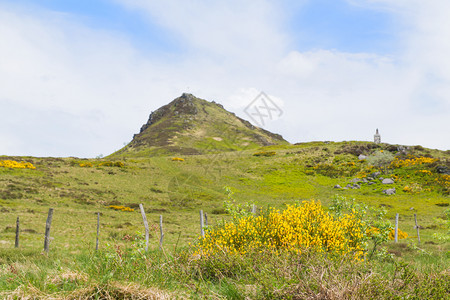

1,138,449,297
111,93,288,157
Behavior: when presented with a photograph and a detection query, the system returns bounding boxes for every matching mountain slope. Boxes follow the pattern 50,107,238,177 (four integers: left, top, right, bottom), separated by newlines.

111,93,289,157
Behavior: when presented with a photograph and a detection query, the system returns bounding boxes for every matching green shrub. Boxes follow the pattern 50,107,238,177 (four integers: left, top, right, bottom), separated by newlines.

253,151,276,157
366,150,394,168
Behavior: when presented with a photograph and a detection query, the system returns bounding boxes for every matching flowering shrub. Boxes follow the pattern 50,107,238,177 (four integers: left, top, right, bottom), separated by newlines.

171,157,185,161
390,156,438,168
388,229,408,240
79,162,93,168
329,195,392,259
403,183,423,194
77,161,124,168
109,205,134,212
99,161,125,167
0,160,36,170
417,169,432,175
194,200,368,260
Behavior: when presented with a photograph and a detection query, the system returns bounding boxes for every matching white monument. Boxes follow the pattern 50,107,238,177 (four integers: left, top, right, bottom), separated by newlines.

374,129,381,144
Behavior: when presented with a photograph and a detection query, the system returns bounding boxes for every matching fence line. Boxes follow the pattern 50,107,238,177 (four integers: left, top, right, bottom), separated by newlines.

44,208,54,253
200,210,205,238
15,216,19,248
9,206,424,252
96,212,100,251
159,215,164,250
139,204,150,251
394,213,399,243
414,213,420,244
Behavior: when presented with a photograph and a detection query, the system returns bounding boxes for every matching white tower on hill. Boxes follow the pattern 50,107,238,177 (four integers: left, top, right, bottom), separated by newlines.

374,129,381,144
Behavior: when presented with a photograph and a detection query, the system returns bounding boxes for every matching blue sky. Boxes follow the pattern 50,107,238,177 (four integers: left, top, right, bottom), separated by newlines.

7,0,396,54
289,0,396,53
0,0,449,156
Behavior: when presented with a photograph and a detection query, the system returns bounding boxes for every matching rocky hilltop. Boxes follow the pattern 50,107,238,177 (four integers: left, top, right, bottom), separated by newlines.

111,93,288,157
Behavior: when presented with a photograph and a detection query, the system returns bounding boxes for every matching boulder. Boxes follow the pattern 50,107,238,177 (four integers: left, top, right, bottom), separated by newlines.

383,188,396,195
334,184,341,189
436,165,450,175
350,178,361,183
382,178,395,184
371,172,381,178
358,154,367,160
368,181,376,185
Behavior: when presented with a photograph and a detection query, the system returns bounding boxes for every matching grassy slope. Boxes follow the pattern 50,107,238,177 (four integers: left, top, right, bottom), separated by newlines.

1,142,449,250
0,141,449,298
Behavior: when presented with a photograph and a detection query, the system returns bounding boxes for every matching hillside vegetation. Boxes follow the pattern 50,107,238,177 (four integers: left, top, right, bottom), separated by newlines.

1,140,449,298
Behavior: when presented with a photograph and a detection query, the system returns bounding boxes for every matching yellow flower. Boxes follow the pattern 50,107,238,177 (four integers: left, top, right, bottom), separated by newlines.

193,200,368,260
0,160,36,170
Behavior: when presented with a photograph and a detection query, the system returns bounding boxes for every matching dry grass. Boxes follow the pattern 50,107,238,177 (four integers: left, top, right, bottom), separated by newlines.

1,282,178,300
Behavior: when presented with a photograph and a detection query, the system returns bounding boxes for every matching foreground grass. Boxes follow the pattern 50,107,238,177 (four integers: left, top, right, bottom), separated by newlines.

0,244,449,299
1,199,449,299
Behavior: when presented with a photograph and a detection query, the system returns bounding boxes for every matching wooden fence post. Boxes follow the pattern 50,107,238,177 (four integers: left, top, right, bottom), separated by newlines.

200,210,205,238
159,215,164,250
96,212,100,251
414,213,420,244
44,208,54,253
139,204,149,251
15,216,19,248
394,213,399,243
252,204,257,215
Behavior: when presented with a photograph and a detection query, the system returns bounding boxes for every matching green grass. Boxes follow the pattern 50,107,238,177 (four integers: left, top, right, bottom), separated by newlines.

0,141,449,298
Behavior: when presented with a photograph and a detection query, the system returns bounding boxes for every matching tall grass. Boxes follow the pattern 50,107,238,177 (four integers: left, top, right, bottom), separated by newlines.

1,200,448,299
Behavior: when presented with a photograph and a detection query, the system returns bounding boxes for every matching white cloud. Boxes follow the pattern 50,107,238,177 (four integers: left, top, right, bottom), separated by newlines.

0,4,185,156
0,0,449,157
116,0,289,62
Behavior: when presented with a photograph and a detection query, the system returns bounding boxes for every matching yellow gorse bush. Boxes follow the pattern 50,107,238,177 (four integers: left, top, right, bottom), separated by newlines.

0,160,36,170
389,228,408,240
171,157,185,161
194,200,367,260
439,174,450,190
99,161,125,167
390,156,438,168
403,183,423,194
417,169,432,175
109,205,134,212
78,161,124,168
79,162,93,167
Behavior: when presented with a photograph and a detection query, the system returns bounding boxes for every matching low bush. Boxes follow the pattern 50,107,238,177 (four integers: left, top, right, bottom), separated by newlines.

366,150,395,168
253,151,276,157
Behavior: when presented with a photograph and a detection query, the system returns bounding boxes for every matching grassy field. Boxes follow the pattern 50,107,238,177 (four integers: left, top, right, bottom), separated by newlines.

0,141,449,298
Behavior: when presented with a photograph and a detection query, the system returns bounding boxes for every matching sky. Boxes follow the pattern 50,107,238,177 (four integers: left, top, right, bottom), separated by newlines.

0,0,449,158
